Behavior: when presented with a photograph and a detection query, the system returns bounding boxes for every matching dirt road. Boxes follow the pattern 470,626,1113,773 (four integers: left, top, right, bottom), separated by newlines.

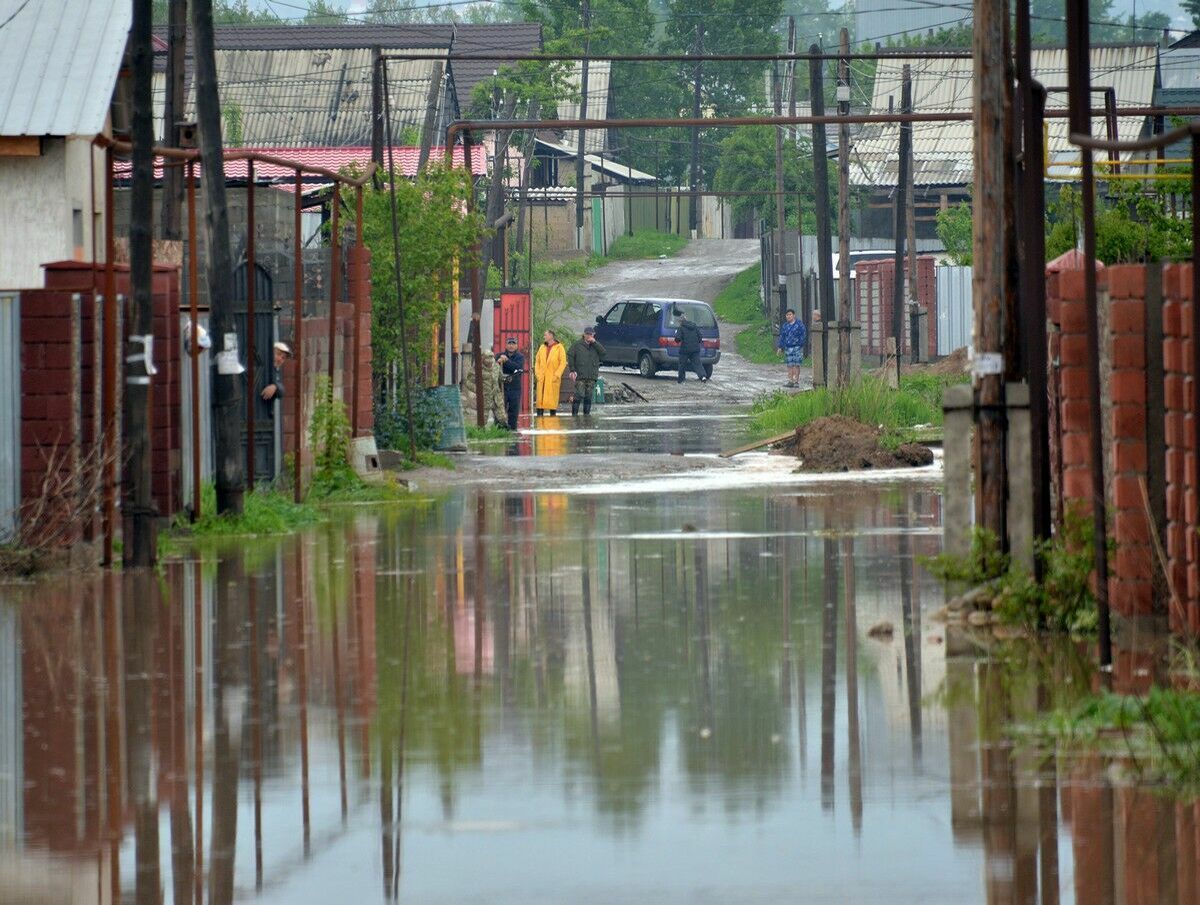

574,239,812,404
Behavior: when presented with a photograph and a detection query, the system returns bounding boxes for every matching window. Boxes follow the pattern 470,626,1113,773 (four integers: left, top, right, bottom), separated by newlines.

671,303,717,329
604,302,626,324
621,302,650,325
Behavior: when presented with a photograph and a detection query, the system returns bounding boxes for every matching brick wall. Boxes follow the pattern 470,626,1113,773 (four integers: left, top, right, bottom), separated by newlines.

1048,259,1196,632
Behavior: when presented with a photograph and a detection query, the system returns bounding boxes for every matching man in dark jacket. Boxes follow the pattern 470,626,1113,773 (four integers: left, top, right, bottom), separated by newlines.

496,337,526,430
567,327,606,415
674,310,706,383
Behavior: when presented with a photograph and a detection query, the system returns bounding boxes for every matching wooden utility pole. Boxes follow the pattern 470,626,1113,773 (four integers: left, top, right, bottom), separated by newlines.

773,67,788,324
371,47,384,171
127,0,158,564
416,60,444,172
837,27,852,386
193,0,245,515
809,45,836,384
160,0,187,240
972,0,1009,544
689,24,704,238
788,24,803,318
514,99,540,283
575,0,591,251
906,107,918,315
892,65,911,385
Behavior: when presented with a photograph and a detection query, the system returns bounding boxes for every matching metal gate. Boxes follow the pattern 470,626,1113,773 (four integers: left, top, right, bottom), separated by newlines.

0,293,19,541
494,290,532,415
231,264,279,483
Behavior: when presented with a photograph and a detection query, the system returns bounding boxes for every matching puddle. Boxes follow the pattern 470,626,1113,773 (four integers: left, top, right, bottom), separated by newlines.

0,485,1193,904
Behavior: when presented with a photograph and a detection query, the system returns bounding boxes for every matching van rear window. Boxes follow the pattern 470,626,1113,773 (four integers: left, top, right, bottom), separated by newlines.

670,303,717,329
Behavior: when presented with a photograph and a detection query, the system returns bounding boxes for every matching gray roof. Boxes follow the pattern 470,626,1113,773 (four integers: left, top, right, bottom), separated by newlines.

208,23,453,50
0,0,131,136
450,23,543,108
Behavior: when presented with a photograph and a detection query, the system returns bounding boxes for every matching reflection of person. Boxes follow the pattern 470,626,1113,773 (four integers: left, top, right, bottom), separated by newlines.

262,341,291,401
567,327,606,416
496,337,526,430
673,309,706,383
533,330,566,416
777,308,807,388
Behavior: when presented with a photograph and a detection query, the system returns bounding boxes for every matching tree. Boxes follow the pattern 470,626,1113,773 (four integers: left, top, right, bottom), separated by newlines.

712,125,832,231
936,202,973,265
304,0,344,25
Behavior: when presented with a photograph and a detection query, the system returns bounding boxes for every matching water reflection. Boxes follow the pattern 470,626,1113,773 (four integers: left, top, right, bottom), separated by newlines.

0,487,1197,903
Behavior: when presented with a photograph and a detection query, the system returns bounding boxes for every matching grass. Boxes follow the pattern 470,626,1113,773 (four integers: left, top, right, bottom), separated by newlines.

467,423,513,442
749,374,961,444
392,450,455,471
605,230,688,260
181,484,325,538
711,263,785,365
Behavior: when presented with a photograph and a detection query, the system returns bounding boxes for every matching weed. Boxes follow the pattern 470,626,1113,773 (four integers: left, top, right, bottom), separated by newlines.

467,424,513,442
606,230,688,260
181,484,324,538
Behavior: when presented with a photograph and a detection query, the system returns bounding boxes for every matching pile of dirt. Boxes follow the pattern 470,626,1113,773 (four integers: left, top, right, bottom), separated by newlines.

872,346,970,379
776,415,934,472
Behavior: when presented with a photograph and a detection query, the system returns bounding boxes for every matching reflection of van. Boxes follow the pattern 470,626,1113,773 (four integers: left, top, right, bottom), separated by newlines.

593,298,721,378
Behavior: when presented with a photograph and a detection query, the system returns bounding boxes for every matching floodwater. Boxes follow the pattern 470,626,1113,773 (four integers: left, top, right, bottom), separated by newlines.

1,417,1197,904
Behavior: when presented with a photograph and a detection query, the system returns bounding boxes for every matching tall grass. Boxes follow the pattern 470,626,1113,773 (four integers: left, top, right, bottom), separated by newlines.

606,230,688,260
750,375,956,437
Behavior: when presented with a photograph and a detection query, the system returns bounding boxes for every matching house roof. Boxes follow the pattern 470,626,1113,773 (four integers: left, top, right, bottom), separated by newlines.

449,23,543,109
113,144,487,188
850,45,1160,188
0,0,131,137
557,60,612,154
207,23,454,51
535,138,655,183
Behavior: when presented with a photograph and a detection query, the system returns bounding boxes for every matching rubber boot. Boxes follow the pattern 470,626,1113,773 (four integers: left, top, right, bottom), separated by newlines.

571,399,580,416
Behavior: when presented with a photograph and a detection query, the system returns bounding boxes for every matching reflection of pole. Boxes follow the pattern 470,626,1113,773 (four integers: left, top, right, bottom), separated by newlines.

899,511,922,763
193,561,205,904
333,567,349,821
474,494,487,679
249,574,264,889
125,571,162,905
103,572,123,904
168,568,195,905
820,532,838,810
209,555,246,905
843,533,862,834
296,552,312,856
380,738,395,899
980,662,1016,905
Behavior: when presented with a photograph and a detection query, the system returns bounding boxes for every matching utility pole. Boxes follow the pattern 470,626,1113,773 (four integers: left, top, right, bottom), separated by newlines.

689,24,703,238
837,27,852,386
371,47,384,171
127,0,158,564
892,65,911,386
972,0,1009,550
575,0,591,252
416,60,444,173
809,45,836,385
193,0,245,515
160,0,187,240
788,23,803,318
773,66,788,324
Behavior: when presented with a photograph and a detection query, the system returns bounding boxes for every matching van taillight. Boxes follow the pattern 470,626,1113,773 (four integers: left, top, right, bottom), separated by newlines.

703,338,720,349
658,337,678,347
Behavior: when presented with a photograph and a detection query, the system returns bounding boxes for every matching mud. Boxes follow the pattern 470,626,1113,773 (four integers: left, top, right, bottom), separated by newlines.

778,414,935,472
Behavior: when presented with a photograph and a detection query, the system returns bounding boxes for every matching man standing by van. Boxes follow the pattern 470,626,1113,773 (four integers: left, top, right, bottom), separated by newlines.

674,308,706,383
567,327,606,416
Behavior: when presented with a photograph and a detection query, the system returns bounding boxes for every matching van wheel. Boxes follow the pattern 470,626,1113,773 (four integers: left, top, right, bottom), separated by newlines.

703,364,714,379
638,352,657,378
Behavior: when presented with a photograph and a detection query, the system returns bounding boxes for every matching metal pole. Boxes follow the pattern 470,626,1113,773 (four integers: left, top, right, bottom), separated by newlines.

371,47,383,171
246,161,256,488
328,184,341,392
103,148,117,565
293,170,304,502
1066,0,1113,669
837,27,852,386
160,0,187,240
690,24,703,238
381,60,419,459
774,66,789,325
809,46,836,384
575,0,591,251
187,163,200,518
893,65,912,384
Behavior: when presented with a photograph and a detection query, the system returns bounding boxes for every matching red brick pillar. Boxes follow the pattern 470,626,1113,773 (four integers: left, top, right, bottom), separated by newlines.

1107,265,1153,617
1054,267,1095,508
346,246,373,435
1163,263,1195,632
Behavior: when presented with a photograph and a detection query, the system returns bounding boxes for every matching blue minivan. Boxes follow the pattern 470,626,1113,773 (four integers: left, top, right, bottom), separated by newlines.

593,297,721,378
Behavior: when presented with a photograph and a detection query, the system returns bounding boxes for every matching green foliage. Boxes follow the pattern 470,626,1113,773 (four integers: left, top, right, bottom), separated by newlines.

467,424,514,442
712,262,764,324
1032,0,1171,43
182,484,324,538
375,389,448,452
713,126,830,231
221,102,244,148
307,376,364,499
1045,183,1192,264
924,506,1102,635
736,324,784,365
936,202,973,266
750,374,952,439
1025,687,1200,799
605,230,688,260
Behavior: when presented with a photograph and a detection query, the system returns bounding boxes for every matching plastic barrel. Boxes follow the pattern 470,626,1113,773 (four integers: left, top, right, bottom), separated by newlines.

427,385,467,451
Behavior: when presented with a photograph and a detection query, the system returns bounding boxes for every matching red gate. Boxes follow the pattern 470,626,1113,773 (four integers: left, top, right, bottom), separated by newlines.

494,290,532,415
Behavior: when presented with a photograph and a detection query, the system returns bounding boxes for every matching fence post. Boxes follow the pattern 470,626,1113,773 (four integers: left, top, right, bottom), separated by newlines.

1006,381,1033,573
943,383,974,600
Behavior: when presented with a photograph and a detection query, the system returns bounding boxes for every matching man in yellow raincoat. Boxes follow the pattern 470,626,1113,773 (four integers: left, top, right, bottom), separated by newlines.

533,329,567,416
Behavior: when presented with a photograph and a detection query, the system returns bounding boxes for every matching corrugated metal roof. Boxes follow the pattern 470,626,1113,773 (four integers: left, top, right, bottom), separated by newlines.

113,144,487,187
209,24,453,50
0,0,131,137
449,23,543,109
535,138,655,183
1159,47,1200,90
850,45,1159,187
192,48,445,147
557,60,612,154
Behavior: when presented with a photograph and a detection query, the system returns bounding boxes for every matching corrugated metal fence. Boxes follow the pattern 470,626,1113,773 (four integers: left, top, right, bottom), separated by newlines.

936,264,973,355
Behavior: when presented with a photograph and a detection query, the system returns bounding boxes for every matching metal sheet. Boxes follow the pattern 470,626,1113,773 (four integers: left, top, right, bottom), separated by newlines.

0,293,18,543
0,0,131,137
0,600,19,850
936,264,973,356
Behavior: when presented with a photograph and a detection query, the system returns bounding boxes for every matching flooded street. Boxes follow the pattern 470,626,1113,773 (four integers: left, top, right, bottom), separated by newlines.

1,409,1196,904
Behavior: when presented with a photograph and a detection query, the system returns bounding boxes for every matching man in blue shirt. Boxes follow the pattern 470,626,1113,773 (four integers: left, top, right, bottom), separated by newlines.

776,309,807,388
